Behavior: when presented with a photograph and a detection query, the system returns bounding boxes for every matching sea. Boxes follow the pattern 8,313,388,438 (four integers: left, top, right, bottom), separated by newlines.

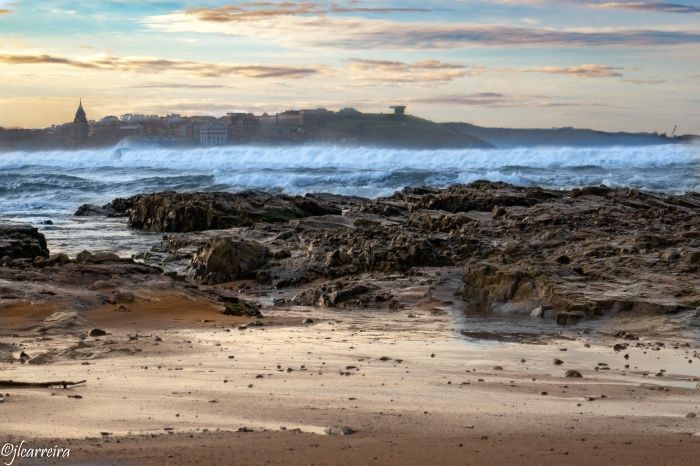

0,143,698,256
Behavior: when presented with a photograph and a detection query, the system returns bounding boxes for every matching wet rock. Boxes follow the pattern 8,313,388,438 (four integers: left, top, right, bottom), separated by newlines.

189,237,269,284
124,191,343,232
460,261,538,313
289,280,376,308
454,184,699,322
76,251,122,264
88,328,107,337
222,299,262,317
47,253,70,266
34,253,71,268
75,204,117,217
75,197,134,217
88,181,700,325
556,311,586,326
395,182,554,214
38,311,90,335
0,222,49,260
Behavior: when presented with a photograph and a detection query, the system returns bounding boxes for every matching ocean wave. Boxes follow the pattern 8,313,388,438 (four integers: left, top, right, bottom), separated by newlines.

0,144,697,218
0,144,697,172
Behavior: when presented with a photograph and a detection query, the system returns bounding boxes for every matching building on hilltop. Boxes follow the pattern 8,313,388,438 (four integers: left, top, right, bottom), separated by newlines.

73,99,89,144
390,105,406,116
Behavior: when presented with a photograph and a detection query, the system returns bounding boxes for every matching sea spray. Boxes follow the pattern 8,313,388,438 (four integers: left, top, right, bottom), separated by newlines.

0,144,696,172
1,143,697,256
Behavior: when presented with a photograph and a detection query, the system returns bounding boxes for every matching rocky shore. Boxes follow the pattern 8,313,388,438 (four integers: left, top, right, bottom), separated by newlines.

2,181,699,328
2,181,699,465
87,182,700,320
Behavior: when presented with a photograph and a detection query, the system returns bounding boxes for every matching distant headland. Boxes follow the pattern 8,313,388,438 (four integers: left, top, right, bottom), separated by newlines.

0,101,692,151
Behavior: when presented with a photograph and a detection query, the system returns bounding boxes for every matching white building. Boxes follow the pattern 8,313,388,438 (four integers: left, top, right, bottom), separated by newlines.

199,122,228,146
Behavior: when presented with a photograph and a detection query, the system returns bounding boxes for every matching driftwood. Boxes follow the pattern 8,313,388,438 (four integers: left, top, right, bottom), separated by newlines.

0,380,86,389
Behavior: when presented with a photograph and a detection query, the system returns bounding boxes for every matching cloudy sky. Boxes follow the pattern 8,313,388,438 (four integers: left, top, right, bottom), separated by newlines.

0,0,698,132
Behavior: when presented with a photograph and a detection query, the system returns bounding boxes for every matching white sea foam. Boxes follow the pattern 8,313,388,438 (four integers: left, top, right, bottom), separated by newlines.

0,144,696,171
1,143,696,255
0,144,697,214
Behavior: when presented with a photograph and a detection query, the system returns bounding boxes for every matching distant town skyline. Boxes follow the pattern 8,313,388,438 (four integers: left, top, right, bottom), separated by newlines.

0,0,698,133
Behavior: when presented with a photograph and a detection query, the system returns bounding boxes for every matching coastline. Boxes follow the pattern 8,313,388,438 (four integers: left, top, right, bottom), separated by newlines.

1,181,699,465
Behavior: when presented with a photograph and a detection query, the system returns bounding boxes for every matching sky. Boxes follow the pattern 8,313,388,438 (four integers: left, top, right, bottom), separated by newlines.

0,0,698,133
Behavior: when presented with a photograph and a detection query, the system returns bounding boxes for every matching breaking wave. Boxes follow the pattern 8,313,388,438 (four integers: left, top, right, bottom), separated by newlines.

1,144,697,207
1,143,696,255
0,143,696,171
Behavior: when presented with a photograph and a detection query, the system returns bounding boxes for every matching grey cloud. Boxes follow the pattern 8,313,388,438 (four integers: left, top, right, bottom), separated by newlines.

592,2,700,13
621,78,666,84
318,24,700,48
409,92,605,108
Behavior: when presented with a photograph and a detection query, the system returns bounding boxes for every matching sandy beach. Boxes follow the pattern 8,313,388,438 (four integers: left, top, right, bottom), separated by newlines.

2,284,699,465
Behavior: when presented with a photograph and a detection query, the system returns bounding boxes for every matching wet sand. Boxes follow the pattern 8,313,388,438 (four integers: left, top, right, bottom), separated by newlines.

2,295,699,465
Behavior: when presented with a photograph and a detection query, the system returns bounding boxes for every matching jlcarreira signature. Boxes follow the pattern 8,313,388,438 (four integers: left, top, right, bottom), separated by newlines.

1,441,70,465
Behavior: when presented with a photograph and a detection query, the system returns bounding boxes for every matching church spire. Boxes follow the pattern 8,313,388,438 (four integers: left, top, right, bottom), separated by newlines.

74,99,87,123
73,99,89,144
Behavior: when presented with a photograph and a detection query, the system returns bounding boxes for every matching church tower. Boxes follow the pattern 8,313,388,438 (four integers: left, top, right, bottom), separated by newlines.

73,99,89,144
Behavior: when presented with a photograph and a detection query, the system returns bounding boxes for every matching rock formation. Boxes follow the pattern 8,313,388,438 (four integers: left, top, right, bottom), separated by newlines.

0,222,49,260
56,181,700,323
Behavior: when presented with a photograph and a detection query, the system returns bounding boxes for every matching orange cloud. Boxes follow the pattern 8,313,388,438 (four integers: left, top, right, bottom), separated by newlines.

346,59,482,83
186,2,429,22
0,53,324,78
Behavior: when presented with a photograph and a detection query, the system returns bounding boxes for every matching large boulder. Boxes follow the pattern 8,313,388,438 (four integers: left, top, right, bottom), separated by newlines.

189,237,269,283
0,222,49,260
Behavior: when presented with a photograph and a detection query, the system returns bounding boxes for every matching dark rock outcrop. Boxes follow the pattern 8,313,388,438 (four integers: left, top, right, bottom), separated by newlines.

74,196,134,217
288,280,377,308
0,222,49,260
189,237,269,283
76,251,123,264
91,181,699,324
123,191,345,232
456,183,699,321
